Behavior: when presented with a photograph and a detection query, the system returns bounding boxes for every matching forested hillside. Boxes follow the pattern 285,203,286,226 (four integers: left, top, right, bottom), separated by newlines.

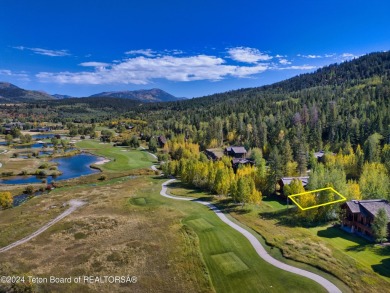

126,51,390,211
132,51,390,152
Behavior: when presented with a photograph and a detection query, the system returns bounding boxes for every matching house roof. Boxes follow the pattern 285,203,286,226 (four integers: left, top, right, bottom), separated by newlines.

231,146,247,154
314,150,325,158
345,199,390,219
232,158,253,165
281,176,310,186
158,135,167,143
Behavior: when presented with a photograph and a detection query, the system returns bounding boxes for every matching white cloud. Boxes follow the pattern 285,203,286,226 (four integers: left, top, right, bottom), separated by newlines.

79,62,110,67
279,58,291,65
0,69,30,81
324,53,336,58
275,65,317,70
297,54,322,59
13,46,70,57
125,49,156,57
36,54,269,85
340,53,359,60
228,47,272,63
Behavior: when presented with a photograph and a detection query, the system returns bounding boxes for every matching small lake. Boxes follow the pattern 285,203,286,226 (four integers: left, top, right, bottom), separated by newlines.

0,153,101,185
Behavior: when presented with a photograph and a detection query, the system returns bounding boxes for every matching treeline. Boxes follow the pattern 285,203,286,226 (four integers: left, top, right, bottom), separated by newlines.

161,139,262,205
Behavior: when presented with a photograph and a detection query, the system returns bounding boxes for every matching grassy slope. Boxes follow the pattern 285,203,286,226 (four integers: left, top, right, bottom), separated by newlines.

166,183,327,293
310,226,390,279
228,199,390,293
167,181,390,293
76,140,155,171
0,176,212,293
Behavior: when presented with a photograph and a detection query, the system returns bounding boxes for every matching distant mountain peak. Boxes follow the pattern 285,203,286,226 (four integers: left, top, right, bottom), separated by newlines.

89,88,184,103
0,82,54,102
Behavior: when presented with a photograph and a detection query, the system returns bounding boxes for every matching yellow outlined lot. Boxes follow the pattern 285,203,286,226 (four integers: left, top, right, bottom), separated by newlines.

288,187,346,210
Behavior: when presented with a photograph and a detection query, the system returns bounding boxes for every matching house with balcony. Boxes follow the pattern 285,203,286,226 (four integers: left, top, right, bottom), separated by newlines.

341,199,390,239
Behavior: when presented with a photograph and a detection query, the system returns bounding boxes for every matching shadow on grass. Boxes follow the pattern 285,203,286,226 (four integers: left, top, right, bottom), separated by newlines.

259,207,336,228
372,258,390,278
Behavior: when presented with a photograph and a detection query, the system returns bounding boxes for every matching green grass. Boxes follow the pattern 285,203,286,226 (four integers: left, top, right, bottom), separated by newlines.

310,226,390,279
165,185,327,293
76,139,155,171
211,252,249,275
187,218,214,231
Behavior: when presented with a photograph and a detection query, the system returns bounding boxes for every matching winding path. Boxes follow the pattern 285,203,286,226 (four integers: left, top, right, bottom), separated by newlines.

0,200,85,253
139,146,159,171
160,179,341,293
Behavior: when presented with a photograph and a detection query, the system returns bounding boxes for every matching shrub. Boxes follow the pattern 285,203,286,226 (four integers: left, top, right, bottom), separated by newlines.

39,163,49,169
25,185,34,194
98,174,107,181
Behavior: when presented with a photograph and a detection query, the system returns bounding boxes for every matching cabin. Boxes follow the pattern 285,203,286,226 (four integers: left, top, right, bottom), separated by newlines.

232,158,254,171
341,199,390,239
313,150,326,162
157,135,167,148
225,146,247,158
277,176,310,196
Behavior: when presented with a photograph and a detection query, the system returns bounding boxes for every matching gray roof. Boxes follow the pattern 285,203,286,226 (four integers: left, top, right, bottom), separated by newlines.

314,151,325,158
346,199,390,218
281,176,310,186
231,146,247,154
232,158,253,164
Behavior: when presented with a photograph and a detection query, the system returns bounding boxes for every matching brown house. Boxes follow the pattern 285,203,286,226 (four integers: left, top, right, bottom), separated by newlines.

157,135,167,148
341,199,390,239
277,176,309,196
224,146,247,158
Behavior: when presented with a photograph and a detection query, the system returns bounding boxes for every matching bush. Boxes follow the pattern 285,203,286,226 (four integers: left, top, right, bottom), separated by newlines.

39,163,49,169
98,174,107,181
1,171,14,177
12,152,19,158
25,185,34,194
35,170,47,176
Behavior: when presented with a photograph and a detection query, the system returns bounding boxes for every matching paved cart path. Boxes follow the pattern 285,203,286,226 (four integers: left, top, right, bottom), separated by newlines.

159,179,341,293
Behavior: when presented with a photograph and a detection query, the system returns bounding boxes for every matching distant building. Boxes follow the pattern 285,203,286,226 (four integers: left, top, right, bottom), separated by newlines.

30,127,51,132
277,176,310,195
157,135,167,148
341,199,390,239
313,150,335,162
314,150,326,161
225,146,247,158
232,158,254,171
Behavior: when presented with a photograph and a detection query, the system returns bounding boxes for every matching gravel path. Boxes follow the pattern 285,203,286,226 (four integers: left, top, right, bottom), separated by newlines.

139,146,159,171
160,179,341,293
0,200,85,253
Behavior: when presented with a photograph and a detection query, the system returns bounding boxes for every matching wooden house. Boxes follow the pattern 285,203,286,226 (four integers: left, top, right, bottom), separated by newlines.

341,199,390,239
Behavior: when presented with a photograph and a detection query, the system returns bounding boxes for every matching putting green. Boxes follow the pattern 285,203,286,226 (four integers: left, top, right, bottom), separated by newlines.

211,252,249,275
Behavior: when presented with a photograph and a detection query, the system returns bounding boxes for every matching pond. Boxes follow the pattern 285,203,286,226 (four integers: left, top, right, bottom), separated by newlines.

0,153,101,185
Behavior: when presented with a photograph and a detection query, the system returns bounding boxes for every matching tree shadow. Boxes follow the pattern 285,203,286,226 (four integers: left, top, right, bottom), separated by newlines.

372,258,390,278
374,245,390,256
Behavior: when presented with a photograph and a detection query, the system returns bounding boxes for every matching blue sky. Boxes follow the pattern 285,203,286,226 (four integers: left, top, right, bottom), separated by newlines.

0,0,389,98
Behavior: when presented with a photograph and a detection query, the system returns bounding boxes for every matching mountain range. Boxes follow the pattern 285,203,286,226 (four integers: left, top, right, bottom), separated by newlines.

0,82,54,102
89,88,184,102
0,83,183,103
